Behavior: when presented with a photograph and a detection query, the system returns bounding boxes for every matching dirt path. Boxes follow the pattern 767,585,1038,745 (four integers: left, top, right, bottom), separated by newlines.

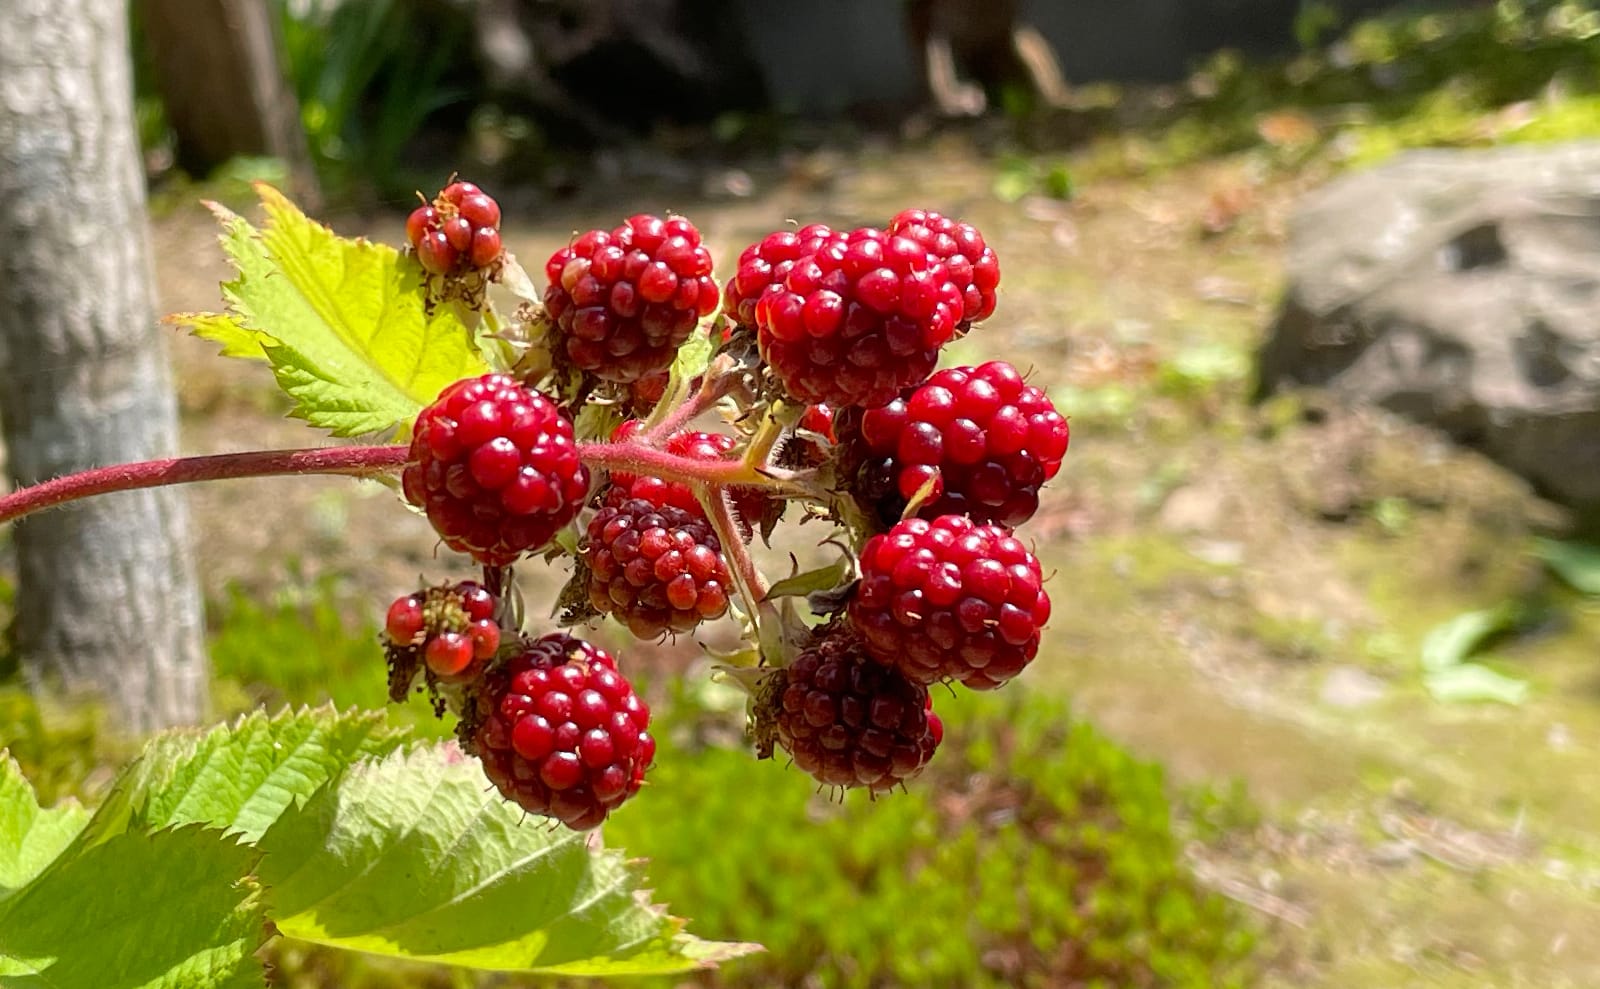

152,141,1600,987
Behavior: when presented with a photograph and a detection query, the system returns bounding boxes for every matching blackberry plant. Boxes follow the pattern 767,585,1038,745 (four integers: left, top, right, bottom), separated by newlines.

0,177,1085,986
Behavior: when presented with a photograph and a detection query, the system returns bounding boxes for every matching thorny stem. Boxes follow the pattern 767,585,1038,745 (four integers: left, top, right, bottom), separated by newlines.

643,365,736,443
577,441,768,489
0,445,409,527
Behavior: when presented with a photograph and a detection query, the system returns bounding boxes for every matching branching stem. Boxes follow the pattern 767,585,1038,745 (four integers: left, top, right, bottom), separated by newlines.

0,438,813,528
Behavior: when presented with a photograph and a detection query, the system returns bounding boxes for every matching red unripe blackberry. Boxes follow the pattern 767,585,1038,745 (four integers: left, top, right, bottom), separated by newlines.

402,374,590,566
383,580,503,695
887,208,1000,330
848,515,1050,690
469,633,655,829
754,226,964,407
834,360,1069,529
756,622,940,792
723,223,846,331
407,181,505,276
582,487,732,639
543,214,720,383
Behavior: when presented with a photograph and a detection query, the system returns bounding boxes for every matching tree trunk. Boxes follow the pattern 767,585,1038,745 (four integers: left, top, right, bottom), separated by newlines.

0,0,208,733
138,0,320,207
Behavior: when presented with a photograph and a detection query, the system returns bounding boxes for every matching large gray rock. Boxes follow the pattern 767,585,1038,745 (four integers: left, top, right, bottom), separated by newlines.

1257,142,1600,527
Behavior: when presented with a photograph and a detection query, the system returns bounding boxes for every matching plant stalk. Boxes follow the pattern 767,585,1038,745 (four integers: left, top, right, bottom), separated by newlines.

0,445,409,526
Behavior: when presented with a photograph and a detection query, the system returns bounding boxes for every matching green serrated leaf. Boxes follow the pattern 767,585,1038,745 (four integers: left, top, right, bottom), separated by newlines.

0,825,265,989
765,555,852,601
262,742,758,974
170,184,489,438
84,705,405,848
1534,538,1600,595
1425,663,1530,705
1420,603,1520,672
0,754,89,903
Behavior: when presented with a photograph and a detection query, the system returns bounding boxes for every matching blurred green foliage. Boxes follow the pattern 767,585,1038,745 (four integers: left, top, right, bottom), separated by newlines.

1087,0,1600,177
0,576,1261,986
273,0,471,199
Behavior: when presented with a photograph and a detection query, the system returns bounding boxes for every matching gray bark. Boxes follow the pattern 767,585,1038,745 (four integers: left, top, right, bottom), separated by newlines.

0,0,208,732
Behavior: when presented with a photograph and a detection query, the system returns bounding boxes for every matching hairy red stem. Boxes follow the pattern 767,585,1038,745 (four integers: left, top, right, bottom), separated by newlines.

576,441,763,487
0,446,409,526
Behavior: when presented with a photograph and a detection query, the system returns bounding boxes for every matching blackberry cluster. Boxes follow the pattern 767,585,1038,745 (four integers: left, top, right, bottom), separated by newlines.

582,487,732,639
383,580,502,700
401,374,590,567
543,214,720,383
407,180,503,276
755,621,940,793
467,633,654,830
373,189,1063,822
834,360,1070,529
848,514,1050,690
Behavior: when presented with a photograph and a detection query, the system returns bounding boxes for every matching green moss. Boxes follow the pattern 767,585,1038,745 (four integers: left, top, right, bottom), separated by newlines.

607,685,1261,989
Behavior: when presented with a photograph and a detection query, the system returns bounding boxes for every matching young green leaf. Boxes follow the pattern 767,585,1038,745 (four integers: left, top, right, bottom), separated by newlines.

1424,664,1530,706
1534,538,1600,596
0,754,89,903
0,825,265,989
260,742,758,975
84,706,405,847
642,322,716,432
765,555,853,601
1419,603,1521,672
168,183,489,438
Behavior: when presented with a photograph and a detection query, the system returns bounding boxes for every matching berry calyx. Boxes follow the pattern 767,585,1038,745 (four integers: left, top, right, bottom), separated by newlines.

848,515,1050,690
779,403,836,469
543,214,720,383
754,621,940,792
887,208,1000,330
754,227,964,407
402,374,590,567
467,633,655,830
834,360,1069,529
582,487,732,639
